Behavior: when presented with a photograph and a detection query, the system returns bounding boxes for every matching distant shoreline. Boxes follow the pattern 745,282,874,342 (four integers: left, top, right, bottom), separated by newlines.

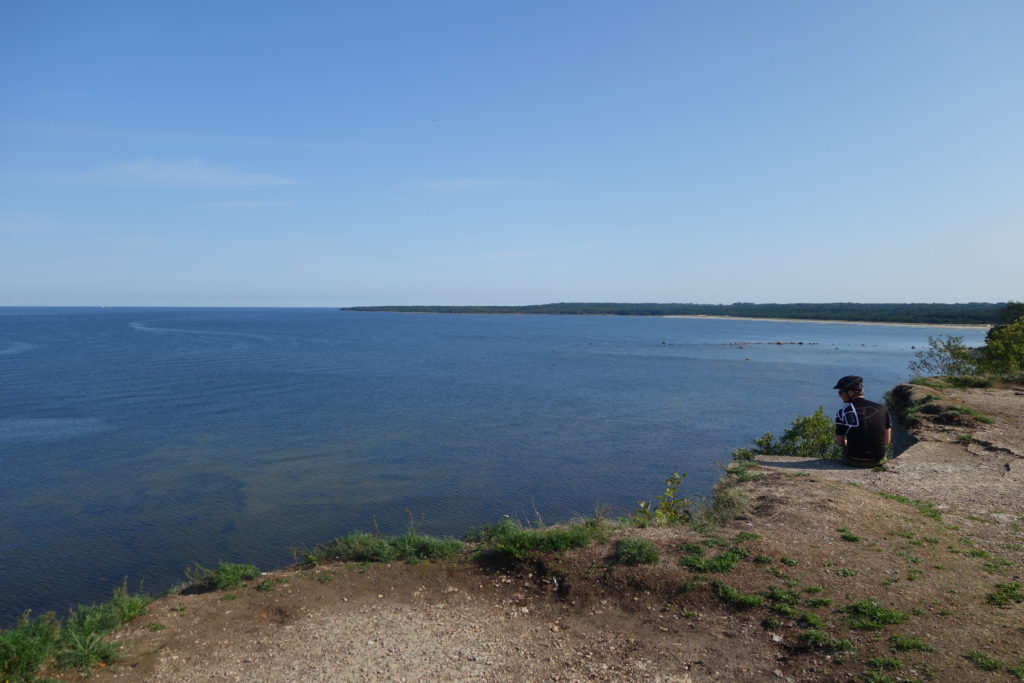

664,315,992,330
342,302,1002,326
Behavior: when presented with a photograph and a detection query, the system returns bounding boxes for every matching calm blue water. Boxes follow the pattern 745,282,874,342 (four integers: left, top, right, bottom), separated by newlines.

0,308,987,625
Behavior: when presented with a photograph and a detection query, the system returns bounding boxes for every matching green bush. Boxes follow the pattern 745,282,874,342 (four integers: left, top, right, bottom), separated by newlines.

739,407,841,460
614,538,660,565
0,583,151,680
983,318,1024,373
0,611,61,682
632,473,692,526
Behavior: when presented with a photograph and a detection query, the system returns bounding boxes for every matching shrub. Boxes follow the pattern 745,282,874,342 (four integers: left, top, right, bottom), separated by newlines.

633,473,692,526
743,408,841,460
909,335,979,377
0,611,61,682
614,538,660,565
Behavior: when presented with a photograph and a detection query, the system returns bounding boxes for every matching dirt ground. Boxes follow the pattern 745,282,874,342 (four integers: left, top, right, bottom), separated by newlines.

65,382,1023,682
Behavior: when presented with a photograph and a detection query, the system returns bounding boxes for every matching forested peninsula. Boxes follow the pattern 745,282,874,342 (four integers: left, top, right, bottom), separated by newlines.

343,302,1005,325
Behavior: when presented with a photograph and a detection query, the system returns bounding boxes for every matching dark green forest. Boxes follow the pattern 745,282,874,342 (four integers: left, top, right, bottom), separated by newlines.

342,302,1008,325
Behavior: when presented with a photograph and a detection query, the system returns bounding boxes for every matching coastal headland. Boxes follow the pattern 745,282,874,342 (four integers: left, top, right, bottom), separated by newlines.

56,380,1023,682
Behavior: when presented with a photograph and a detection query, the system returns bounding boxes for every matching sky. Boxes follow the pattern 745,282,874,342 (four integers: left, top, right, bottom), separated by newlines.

1,1,1022,307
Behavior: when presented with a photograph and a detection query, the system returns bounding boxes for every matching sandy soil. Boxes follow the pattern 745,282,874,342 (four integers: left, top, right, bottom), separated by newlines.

66,382,1023,682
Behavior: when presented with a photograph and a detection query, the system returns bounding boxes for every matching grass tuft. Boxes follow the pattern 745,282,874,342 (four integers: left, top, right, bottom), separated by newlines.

985,582,1024,607
1,582,151,680
0,611,61,682
466,519,604,561
680,545,749,573
613,538,660,565
187,562,262,590
711,581,765,609
876,492,942,520
802,628,854,652
890,634,933,652
966,649,1003,671
839,599,908,631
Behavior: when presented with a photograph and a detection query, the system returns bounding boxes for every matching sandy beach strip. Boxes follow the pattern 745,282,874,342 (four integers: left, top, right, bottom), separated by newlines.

664,315,991,330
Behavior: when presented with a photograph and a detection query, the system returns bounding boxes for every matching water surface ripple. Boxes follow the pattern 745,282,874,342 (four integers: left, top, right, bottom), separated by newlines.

0,307,987,625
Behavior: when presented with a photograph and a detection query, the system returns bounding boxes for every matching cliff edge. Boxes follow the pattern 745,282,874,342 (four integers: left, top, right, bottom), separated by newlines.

73,382,1024,682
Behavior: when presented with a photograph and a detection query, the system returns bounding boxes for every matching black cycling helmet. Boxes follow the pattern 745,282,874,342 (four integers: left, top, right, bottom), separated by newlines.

833,375,864,391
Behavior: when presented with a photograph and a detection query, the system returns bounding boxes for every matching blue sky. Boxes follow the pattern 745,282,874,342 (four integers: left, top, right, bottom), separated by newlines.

2,1,1022,307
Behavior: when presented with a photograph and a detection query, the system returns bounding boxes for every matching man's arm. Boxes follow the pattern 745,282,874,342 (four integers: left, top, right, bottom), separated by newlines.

835,434,846,448
884,428,892,446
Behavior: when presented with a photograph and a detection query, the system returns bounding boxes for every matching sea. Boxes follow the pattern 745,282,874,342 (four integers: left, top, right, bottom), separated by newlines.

0,307,989,626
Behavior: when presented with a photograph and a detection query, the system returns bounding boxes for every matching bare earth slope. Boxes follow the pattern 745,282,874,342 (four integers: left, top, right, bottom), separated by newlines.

76,383,1024,682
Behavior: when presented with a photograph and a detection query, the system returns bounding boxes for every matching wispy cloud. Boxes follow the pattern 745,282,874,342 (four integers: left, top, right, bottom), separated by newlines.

200,200,297,208
64,159,299,188
412,177,532,192
3,123,360,151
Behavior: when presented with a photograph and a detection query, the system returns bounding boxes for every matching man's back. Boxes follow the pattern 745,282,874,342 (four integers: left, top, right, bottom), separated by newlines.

835,396,891,466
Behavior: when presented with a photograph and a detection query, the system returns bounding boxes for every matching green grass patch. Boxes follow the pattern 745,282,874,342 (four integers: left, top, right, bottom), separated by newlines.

187,561,262,590
802,628,854,652
868,657,902,671
890,634,933,652
466,519,603,560
680,545,749,573
967,649,1003,671
764,585,801,605
780,557,797,566
836,568,857,577
799,612,824,628
0,611,61,682
701,534,730,547
0,582,151,680
1009,662,1024,680
876,492,942,520
836,527,861,542
614,538,659,565
255,578,286,592
804,597,833,608
839,599,908,631
55,631,119,670
948,405,996,423
304,531,463,565
986,582,1024,607
712,581,765,609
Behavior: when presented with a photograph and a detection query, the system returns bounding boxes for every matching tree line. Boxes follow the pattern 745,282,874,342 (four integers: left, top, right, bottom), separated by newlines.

342,302,1008,325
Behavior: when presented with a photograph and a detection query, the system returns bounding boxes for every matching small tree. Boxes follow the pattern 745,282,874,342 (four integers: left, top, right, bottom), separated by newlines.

982,318,1024,373
908,335,978,378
